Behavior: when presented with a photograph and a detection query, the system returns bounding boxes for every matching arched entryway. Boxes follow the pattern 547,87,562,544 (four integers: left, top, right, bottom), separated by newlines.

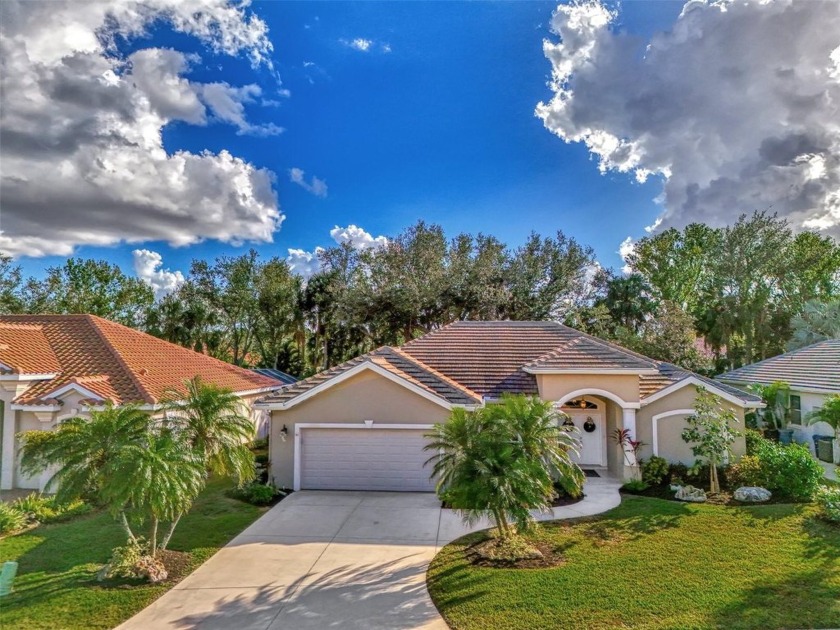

557,395,607,467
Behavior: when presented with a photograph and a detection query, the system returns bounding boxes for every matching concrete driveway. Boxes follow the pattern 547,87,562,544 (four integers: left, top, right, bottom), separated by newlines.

118,479,621,630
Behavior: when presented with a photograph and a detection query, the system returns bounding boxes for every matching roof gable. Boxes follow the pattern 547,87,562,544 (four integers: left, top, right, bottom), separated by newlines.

523,336,657,372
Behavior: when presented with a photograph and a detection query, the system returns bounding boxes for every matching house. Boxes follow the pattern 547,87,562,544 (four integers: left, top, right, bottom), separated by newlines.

0,314,284,491
257,321,762,492
717,339,840,459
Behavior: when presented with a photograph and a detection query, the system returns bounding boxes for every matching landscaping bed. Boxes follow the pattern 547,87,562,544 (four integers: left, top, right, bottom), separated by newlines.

428,495,840,630
0,477,269,630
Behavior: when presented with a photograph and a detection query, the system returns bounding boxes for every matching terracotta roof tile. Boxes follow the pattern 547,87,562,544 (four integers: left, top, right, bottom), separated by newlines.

0,315,279,406
0,323,61,374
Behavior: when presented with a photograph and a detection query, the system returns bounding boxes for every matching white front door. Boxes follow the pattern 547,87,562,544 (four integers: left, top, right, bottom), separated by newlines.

566,413,605,466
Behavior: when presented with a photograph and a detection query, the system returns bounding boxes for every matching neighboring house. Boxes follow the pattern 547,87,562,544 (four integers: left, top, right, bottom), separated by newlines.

251,369,298,438
0,314,283,491
257,321,762,492
717,339,840,459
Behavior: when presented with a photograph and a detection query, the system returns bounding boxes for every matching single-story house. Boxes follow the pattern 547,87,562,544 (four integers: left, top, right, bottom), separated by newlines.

0,314,285,491
717,339,840,462
257,321,762,492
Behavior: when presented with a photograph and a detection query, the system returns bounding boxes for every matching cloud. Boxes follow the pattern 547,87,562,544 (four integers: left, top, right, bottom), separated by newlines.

286,247,323,279
132,249,185,298
340,38,391,53
618,237,635,275
0,0,284,258
536,0,840,237
286,224,388,279
289,168,328,197
329,225,388,250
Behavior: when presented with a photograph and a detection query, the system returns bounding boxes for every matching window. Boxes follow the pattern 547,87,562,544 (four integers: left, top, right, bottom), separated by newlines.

564,398,598,410
789,394,801,425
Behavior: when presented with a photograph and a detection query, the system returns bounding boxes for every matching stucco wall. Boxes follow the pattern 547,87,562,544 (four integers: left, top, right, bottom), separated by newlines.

636,385,747,465
536,373,641,404
268,369,452,488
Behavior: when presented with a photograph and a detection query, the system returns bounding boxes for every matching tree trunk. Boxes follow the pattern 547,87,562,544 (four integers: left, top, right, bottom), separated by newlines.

150,517,159,556
160,513,182,551
709,458,719,494
119,512,137,543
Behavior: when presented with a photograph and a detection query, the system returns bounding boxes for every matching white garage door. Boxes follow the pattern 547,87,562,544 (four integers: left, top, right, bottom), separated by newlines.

300,428,436,492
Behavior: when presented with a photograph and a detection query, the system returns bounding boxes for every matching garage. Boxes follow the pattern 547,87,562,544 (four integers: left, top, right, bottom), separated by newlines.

298,426,437,492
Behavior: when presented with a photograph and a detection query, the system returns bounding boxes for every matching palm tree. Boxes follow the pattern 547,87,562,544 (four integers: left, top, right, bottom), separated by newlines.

425,396,583,539
808,395,840,463
19,404,149,539
104,431,205,553
162,376,256,484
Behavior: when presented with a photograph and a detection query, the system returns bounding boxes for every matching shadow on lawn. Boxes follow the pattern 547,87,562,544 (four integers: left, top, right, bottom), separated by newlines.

170,556,481,630
709,566,840,630
563,499,694,546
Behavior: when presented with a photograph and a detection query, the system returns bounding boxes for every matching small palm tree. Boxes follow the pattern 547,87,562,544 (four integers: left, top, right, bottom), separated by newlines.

19,404,149,539
162,376,256,484
426,395,583,539
808,395,840,463
104,431,205,554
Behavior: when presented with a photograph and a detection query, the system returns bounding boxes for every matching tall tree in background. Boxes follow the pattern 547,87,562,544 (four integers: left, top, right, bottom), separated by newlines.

0,254,24,313
788,299,840,350
21,258,154,327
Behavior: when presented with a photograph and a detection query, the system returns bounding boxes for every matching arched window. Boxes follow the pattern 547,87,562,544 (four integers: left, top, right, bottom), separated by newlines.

564,397,598,410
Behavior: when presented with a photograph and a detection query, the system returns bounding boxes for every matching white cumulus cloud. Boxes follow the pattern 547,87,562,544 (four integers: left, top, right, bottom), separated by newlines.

132,249,185,298
0,0,284,258
536,0,840,237
340,38,391,53
618,236,635,274
286,224,388,279
289,167,328,197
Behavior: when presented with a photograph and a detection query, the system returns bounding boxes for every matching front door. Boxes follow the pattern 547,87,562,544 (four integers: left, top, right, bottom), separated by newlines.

566,413,605,466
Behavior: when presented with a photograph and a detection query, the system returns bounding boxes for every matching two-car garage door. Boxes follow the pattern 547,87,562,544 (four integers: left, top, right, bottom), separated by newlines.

299,427,436,492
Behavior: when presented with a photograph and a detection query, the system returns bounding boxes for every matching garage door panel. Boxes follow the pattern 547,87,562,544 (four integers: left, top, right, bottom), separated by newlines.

300,428,435,492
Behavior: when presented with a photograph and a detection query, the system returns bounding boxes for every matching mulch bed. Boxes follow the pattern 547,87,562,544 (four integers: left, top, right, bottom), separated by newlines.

97,550,193,590
620,485,807,507
465,536,566,569
551,492,584,508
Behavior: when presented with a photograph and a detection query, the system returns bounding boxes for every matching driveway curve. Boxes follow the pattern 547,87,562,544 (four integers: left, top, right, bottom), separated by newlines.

118,478,622,630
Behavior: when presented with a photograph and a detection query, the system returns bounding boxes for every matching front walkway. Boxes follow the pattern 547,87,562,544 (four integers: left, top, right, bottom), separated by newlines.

118,477,622,630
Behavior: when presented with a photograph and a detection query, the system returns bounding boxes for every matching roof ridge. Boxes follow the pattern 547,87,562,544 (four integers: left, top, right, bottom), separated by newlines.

385,346,483,402
85,315,156,404
522,337,579,368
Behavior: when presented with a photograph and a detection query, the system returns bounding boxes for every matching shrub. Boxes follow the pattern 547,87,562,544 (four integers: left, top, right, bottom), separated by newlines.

745,428,765,455
11,493,91,524
726,455,770,488
621,479,649,493
254,453,269,467
0,503,26,535
100,538,147,580
232,482,283,506
753,441,824,500
250,438,269,451
641,456,669,486
135,555,168,583
815,486,840,523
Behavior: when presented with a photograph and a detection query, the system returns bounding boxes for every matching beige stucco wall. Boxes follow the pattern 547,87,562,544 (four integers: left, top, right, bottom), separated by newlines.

268,369,452,488
636,385,747,465
537,373,641,404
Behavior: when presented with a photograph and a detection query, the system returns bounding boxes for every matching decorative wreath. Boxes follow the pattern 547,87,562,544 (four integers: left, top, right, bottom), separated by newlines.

583,417,597,433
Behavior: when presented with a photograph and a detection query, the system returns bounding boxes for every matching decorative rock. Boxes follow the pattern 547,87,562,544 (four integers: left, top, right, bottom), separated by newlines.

675,485,707,502
734,486,772,503
670,484,682,492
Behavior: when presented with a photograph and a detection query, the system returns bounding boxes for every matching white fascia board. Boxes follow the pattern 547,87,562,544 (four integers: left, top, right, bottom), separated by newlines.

42,382,105,402
10,404,61,412
0,373,58,382
258,361,465,411
641,376,762,409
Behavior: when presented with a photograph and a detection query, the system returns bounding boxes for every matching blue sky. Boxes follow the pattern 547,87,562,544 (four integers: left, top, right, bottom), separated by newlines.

12,1,690,279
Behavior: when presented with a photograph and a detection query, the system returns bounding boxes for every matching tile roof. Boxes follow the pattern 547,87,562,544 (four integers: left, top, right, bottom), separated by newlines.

401,321,656,398
641,362,764,404
260,320,762,409
716,339,840,394
0,322,61,374
258,346,483,407
0,315,280,406
524,336,657,371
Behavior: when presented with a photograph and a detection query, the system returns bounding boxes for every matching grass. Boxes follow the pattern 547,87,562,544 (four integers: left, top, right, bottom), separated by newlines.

0,477,268,630
428,496,840,630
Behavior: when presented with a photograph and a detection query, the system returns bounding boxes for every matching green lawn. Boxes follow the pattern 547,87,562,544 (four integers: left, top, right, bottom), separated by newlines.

0,477,267,630
428,496,840,630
